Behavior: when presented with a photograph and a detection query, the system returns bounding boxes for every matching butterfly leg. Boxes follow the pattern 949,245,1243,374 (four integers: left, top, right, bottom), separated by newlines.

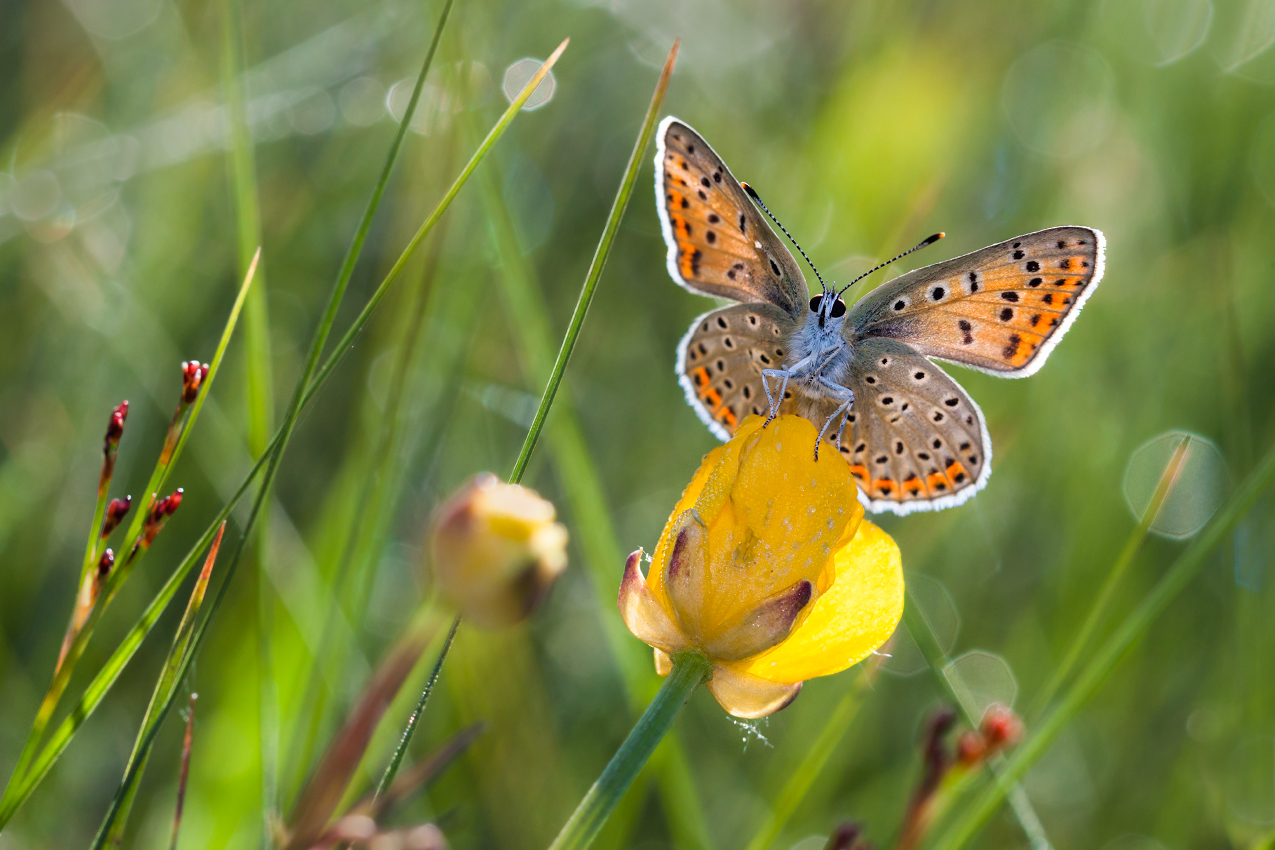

812,376,855,461
761,368,791,425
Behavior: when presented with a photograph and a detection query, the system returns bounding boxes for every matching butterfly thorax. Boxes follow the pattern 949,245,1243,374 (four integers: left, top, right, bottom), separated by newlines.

782,299,853,393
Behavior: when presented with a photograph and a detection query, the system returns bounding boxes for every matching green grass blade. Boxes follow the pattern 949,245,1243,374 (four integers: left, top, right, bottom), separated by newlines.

507,39,679,484
743,667,874,850
1029,434,1192,718
219,2,277,831
927,434,1275,850
90,523,226,850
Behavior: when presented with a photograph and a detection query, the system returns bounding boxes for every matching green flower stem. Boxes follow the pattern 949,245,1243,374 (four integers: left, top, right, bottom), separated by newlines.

550,650,712,850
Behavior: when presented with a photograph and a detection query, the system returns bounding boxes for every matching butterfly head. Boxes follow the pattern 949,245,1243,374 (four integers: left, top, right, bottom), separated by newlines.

809,292,847,330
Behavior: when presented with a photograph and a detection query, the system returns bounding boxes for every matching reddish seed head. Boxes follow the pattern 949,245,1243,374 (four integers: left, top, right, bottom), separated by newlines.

980,704,1023,752
101,496,132,538
181,362,209,404
105,401,129,451
97,548,115,580
148,489,183,523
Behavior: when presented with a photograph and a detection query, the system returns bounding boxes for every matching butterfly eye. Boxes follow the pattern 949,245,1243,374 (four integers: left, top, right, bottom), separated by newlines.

809,295,823,312
830,298,847,318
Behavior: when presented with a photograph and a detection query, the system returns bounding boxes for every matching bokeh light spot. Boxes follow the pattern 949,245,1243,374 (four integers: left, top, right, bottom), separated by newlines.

882,574,959,677
1002,41,1117,158
339,77,387,127
1122,431,1228,539
944,650,1017,721
502,58,556,110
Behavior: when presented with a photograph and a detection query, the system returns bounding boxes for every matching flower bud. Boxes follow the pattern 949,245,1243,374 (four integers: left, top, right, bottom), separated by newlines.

105,400,129,454
181,361,209,405
429,473,568,628
101,496,132,538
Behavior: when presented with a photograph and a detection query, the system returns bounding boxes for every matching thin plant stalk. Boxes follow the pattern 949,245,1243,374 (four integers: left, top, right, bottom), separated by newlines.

82,39,569,841
169,692,197,850
743,663,876,850
549,650,713,850
927,433,1275,850
1029,434,1193,718
374,615,461,801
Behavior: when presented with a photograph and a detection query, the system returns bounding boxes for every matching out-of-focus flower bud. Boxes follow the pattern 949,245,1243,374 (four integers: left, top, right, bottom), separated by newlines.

96,548,115,582
101,496,132,538
429,473,568,628
181,361,209,405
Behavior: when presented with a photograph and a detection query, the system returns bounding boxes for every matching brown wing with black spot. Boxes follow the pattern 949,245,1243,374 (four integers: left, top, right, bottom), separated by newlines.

657,117,806,318
847,227,1104,377
677,303,802,439
796,337,992,515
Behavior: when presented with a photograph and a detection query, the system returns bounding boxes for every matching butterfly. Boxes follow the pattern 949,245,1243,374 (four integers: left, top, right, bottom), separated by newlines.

655,116,1105,516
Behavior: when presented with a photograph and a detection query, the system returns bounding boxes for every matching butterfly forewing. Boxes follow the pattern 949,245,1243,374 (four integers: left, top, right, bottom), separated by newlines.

656,117,807,317
849,227,1104,377
677,303,800,439
800,337,992,514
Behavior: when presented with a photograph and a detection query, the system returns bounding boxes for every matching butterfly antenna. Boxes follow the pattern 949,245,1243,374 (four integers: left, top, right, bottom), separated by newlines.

836,232,945,297
740,181,829,294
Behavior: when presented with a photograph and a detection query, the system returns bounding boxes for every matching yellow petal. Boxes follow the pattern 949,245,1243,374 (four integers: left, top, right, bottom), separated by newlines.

730,520,903,684
653,648,672,676
706,663,803,719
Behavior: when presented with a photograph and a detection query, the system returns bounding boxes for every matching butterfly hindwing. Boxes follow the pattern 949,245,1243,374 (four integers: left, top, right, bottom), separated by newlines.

848,226,1104,377
799,337,992,515
677,303,801,439
656,117,807,317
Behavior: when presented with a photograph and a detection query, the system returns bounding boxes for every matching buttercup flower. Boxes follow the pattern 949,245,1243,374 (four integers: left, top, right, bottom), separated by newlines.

618,415,903,718
430,473,569,628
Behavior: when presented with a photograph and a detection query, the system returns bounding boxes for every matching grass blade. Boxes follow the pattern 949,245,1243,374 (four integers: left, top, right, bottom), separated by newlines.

168,692,197,850
507,39,679,483
743,666,875,850
90,522,227,850
1029,434,1192,717
927,433,1275,850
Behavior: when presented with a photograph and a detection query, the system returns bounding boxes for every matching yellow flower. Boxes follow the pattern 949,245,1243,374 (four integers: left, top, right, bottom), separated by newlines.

618,415,904,718
430,473,568,628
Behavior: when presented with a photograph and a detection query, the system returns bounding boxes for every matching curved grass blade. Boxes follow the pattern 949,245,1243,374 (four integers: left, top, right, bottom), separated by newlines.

927,434,1275,850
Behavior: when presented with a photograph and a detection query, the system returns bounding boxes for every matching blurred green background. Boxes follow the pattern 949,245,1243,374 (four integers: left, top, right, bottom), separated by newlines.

2,0,1275,848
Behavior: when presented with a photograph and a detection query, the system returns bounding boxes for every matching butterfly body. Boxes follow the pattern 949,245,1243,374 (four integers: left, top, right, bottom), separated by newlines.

656,116,1104,515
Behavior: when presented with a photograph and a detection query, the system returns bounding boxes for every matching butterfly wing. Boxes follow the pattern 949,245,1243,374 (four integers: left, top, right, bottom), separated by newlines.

656,117,807,317
677,303,801,439
847,227,1104,377
800,337,992,515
